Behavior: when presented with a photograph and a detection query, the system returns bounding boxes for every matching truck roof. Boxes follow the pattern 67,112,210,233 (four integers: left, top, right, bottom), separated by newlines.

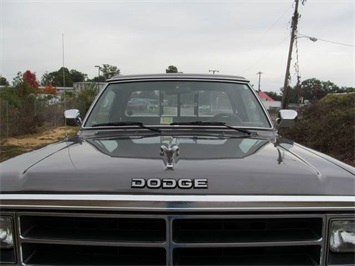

108,73,249,82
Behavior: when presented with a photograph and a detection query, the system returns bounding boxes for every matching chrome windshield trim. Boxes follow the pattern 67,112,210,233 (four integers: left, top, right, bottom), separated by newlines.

81,77,274,129
0,195,354,212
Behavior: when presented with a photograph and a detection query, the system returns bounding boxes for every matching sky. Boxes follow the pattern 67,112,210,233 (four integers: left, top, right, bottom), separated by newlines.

1,0,354,93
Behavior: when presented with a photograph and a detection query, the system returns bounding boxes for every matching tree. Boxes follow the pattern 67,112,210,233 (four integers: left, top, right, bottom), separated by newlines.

13,70,40,97
41,71,56,86
41,84,57,95
100,64,120,80
300,78,339,102
280,78,354,106
0,75,9,86
166,65,178,73
56,67,73,87
263,91,282,101
13,72,23,87
75,83,100,116
70,69,87,83
337,86,355,93
23,70,39,89
41,68,69,87
41,68,88,87
91,76,106,82
8,72,42,134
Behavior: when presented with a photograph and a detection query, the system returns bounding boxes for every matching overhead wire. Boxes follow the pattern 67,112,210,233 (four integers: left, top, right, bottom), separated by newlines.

241,3,293,75
301,35,355,48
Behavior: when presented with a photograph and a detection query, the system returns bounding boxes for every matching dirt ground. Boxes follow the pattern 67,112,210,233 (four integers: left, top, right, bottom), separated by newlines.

0,126,78,162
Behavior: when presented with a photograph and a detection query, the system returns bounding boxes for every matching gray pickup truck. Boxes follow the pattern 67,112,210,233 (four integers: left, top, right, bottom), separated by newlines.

1,74,354,265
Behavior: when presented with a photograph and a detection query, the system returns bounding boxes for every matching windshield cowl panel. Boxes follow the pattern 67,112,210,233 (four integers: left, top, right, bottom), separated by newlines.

79,126,276,141
83,79,273,130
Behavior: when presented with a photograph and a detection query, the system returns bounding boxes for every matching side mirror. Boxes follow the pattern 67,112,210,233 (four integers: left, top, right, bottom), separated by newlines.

64,109,82,126
275,109,297,128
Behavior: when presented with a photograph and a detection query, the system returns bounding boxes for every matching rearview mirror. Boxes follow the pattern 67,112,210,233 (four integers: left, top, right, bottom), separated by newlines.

64,109,82,126
275,109,297,128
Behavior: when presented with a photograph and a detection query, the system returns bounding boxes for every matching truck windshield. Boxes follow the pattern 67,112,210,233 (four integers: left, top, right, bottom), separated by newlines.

84,81,271,128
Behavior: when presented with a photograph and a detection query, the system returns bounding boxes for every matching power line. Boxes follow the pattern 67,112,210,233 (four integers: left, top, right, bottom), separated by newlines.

298,33,355,47
242,4,293,74
321,38,354,47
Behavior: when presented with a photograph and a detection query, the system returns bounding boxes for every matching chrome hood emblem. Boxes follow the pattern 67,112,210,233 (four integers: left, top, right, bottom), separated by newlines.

160,138,179,169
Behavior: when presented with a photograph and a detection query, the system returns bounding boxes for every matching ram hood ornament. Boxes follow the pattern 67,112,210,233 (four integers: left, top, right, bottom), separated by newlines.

160,137,179,169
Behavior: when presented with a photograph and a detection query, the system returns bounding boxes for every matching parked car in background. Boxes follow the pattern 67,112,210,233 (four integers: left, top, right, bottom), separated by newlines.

148,99,159,110
127,98,150,111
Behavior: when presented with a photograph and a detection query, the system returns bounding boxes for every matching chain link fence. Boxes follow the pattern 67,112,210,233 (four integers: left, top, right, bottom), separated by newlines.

0,83,101,139
0,97,76,139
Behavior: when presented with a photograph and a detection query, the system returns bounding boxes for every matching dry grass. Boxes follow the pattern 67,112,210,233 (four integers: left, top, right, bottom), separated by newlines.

0,126,78,162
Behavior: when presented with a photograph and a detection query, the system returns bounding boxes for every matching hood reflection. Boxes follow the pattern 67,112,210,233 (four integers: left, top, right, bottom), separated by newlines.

86,136,271,161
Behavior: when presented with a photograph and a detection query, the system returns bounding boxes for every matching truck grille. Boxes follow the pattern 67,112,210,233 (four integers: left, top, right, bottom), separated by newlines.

17,213,325,265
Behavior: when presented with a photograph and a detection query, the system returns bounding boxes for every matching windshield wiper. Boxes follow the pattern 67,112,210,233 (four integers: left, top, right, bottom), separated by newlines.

170,121,254,136
92,122,162,133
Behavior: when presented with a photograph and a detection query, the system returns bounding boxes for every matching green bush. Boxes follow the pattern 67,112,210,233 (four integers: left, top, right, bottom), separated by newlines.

75,83,100,118
279,94,355,166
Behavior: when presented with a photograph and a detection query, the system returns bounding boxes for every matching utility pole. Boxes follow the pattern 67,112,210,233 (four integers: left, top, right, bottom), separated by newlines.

62,34,65,89
282,0,303,109
62,33,67,138
256,72,263,92
209,70,219,74
95,65,101,90
95,65,101,79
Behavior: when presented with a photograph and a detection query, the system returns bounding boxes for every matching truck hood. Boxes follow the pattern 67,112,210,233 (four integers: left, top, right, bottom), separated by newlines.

1,135,354,195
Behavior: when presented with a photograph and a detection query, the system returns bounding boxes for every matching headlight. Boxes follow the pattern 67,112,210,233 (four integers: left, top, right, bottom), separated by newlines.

0,216,14,249
330,220,355,252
